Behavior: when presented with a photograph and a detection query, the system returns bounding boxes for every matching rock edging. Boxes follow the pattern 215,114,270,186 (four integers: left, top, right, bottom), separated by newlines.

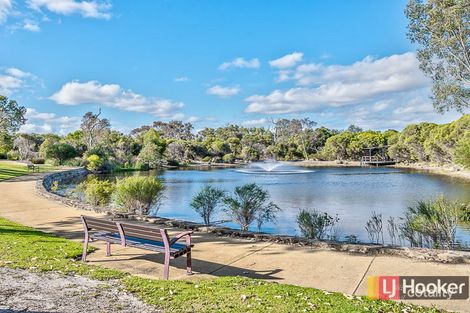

36,168,470,264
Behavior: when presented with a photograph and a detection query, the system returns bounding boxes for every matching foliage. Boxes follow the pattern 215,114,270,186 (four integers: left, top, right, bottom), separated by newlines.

0,217,438,313
86,154,103,171
40,139,77,164
77,177,116,206
365,212,384,244
114,176,165,216
296,209,339,240
454,133,470,169
137,129,166,168
0,95,26,135
224,183,280,231
190,185,226,225
400,196,464,248
406,0,470,112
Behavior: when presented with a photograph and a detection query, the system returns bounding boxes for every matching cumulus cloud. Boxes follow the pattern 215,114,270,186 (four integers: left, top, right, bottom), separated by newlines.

50,80,184,118
269,52,303,69
20,107,81,134
206,85,240,98
246,52,430,114
0,67,36,96
28,0,112,19
0,0,12,24
218,57,260,70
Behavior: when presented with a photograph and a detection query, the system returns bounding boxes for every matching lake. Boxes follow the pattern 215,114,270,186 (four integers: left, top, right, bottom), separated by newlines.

62,164,470,246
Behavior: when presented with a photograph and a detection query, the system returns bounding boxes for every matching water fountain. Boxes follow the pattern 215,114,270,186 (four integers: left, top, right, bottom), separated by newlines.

236,159,314,174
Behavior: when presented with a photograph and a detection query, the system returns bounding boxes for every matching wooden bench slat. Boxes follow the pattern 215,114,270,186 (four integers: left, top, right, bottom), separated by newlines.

86,223,119,233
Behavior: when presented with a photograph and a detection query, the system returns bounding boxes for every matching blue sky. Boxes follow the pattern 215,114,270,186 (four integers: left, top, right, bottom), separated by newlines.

0,0,463,134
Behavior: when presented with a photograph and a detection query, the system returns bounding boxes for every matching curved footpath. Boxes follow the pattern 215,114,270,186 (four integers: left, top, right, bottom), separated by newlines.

0,172,469,312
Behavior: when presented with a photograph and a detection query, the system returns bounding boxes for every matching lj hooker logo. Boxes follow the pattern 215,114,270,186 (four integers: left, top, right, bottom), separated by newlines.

368,276,469,300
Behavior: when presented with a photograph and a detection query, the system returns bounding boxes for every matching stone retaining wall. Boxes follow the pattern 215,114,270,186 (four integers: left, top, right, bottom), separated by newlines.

36,168,470,264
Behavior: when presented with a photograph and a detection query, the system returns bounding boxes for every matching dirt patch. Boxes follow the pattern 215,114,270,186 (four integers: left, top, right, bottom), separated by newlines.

0,267,160,313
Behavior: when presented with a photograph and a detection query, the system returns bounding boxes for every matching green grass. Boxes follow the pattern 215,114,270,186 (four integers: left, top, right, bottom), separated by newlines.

0,217,444,312
0,161,58,181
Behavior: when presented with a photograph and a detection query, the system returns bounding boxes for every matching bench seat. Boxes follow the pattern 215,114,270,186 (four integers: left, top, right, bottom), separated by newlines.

80,215,193,279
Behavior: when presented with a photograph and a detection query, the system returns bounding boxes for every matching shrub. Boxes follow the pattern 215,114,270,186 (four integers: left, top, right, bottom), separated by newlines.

62,158,82,167
77,178,115,206
454,135,470,169
224,183,280,231
365,212,384,244
86,154,103,171
6,150,19,160
400,196,463,249
115,176,165,216
222,153,235,163
296,209,339,240
190,185,226,225
30,158,45,164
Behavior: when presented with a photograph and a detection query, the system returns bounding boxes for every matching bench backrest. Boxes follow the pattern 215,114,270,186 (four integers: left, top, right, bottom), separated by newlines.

116,221,170,246
81,215,119,234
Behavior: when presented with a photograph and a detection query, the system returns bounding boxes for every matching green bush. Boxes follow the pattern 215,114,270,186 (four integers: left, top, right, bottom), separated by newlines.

222,153,235,163
224,183,280,231
400,196,464,248
190,185,226,225
77,178,115,206
62,158,82,167
6,150,19,160
114,176,165,215
86,154,103,171
454,135,470,169
296,209,339,240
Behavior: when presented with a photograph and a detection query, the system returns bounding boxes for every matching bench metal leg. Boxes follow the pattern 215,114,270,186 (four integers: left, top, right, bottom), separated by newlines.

82,235,89,262
163,253,170,280
186,251,193,275
105,242,111,256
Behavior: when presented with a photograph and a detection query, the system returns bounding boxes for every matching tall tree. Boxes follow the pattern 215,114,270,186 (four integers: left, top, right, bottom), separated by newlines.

153,120,194,140
80,110,110,149
0,96,26,135
406,0,470,112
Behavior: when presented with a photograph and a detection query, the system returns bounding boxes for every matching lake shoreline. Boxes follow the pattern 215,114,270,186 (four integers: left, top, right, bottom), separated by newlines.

298,160,470,182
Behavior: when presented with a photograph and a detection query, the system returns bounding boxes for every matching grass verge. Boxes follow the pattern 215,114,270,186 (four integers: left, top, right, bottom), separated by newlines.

0,217,444,312
0,160,57,181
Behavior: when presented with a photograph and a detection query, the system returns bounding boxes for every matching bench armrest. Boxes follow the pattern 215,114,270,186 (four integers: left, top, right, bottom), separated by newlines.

169,230,193,246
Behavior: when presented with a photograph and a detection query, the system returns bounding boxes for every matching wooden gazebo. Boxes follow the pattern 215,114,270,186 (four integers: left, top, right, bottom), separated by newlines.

360,145,396,166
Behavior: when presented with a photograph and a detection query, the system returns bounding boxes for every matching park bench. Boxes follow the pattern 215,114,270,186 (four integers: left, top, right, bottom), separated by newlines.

26,163,38,172
80,215,193,279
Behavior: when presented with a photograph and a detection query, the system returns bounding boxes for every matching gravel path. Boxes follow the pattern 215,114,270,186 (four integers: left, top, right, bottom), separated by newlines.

0,267,161,313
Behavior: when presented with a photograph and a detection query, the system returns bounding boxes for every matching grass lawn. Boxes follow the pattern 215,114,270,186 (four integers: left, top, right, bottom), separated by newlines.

0,160,57,181
0,217,444,313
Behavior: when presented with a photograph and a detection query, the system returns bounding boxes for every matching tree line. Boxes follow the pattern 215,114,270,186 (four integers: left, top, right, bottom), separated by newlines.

1,96,470,170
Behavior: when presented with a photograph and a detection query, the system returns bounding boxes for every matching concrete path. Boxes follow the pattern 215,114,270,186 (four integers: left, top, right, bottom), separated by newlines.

0,173,469,312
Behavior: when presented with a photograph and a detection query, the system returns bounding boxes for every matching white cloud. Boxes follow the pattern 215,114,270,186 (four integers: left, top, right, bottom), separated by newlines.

20,107,81,134
246,52,430,114
0,0,12,24
206,85,240,98
218,57,260,70
269,52,303,69
23,19,40,32
50,80,184,118
28,0,112,19
242,118,269,127
174,76,189,82
0,67,36,96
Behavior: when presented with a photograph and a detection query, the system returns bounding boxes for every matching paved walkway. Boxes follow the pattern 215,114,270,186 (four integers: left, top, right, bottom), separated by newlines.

0,173,469,312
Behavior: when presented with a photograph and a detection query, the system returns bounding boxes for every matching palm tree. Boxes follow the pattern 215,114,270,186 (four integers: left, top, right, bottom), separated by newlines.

224,183,280,231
